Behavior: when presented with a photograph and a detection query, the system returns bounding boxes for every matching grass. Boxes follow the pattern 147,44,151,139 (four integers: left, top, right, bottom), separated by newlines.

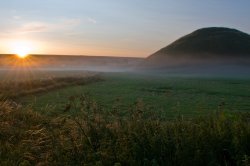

1,95,250,165
0,69,96,82
0,70,101,99
21,73,250,118
0,71,250,165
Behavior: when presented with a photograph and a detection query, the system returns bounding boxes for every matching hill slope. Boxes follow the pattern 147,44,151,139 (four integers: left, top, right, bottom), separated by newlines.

145,27,250,69
153,27,250,56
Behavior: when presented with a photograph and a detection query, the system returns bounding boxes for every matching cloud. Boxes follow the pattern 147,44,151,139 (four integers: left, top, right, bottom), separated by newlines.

87,17,97,24
17,18,82,34
19,22,49,33
0,18,83,39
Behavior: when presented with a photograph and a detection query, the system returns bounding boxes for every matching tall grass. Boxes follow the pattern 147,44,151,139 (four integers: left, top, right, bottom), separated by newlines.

0,95,249,166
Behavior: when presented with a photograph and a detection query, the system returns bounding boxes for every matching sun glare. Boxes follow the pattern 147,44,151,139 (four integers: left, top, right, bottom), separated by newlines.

9,40,34,58
16,51,29,58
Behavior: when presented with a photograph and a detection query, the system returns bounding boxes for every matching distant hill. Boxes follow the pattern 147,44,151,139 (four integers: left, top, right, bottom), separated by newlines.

143,27,250,72
152,27,250,56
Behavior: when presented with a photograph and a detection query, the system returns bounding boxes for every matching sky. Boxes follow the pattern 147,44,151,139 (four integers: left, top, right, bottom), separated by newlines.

0,0,250,57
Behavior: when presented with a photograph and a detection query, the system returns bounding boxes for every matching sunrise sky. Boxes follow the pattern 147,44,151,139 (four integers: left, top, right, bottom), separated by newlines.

0,0,250,57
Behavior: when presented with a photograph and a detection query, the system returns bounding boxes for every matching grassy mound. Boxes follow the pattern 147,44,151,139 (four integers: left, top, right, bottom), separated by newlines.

151,27,250,56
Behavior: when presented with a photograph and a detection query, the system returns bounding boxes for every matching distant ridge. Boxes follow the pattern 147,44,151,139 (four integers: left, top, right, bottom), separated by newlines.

150,27,250,57
0,54,143,72
144,27,250,69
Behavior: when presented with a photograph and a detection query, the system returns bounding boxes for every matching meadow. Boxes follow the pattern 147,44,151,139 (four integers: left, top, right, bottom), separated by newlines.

0,70,250,165
21,72,250,118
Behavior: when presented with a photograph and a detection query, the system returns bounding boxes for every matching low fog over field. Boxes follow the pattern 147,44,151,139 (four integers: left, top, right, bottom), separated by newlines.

0,54,143,72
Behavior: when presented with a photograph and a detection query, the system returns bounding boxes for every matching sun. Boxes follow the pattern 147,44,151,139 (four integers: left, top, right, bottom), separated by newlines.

16,50,29,59
10,40,34,59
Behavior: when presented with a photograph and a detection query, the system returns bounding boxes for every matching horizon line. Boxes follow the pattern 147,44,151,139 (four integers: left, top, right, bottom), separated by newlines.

0,53,146,59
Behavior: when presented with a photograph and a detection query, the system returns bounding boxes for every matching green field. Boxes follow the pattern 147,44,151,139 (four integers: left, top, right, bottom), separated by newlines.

21,72,250,118
1,71,250,165
0,69,95,82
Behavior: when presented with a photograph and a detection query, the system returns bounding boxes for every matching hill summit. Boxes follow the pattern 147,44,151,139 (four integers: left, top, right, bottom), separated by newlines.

144,27,250,71
150,27,250,57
